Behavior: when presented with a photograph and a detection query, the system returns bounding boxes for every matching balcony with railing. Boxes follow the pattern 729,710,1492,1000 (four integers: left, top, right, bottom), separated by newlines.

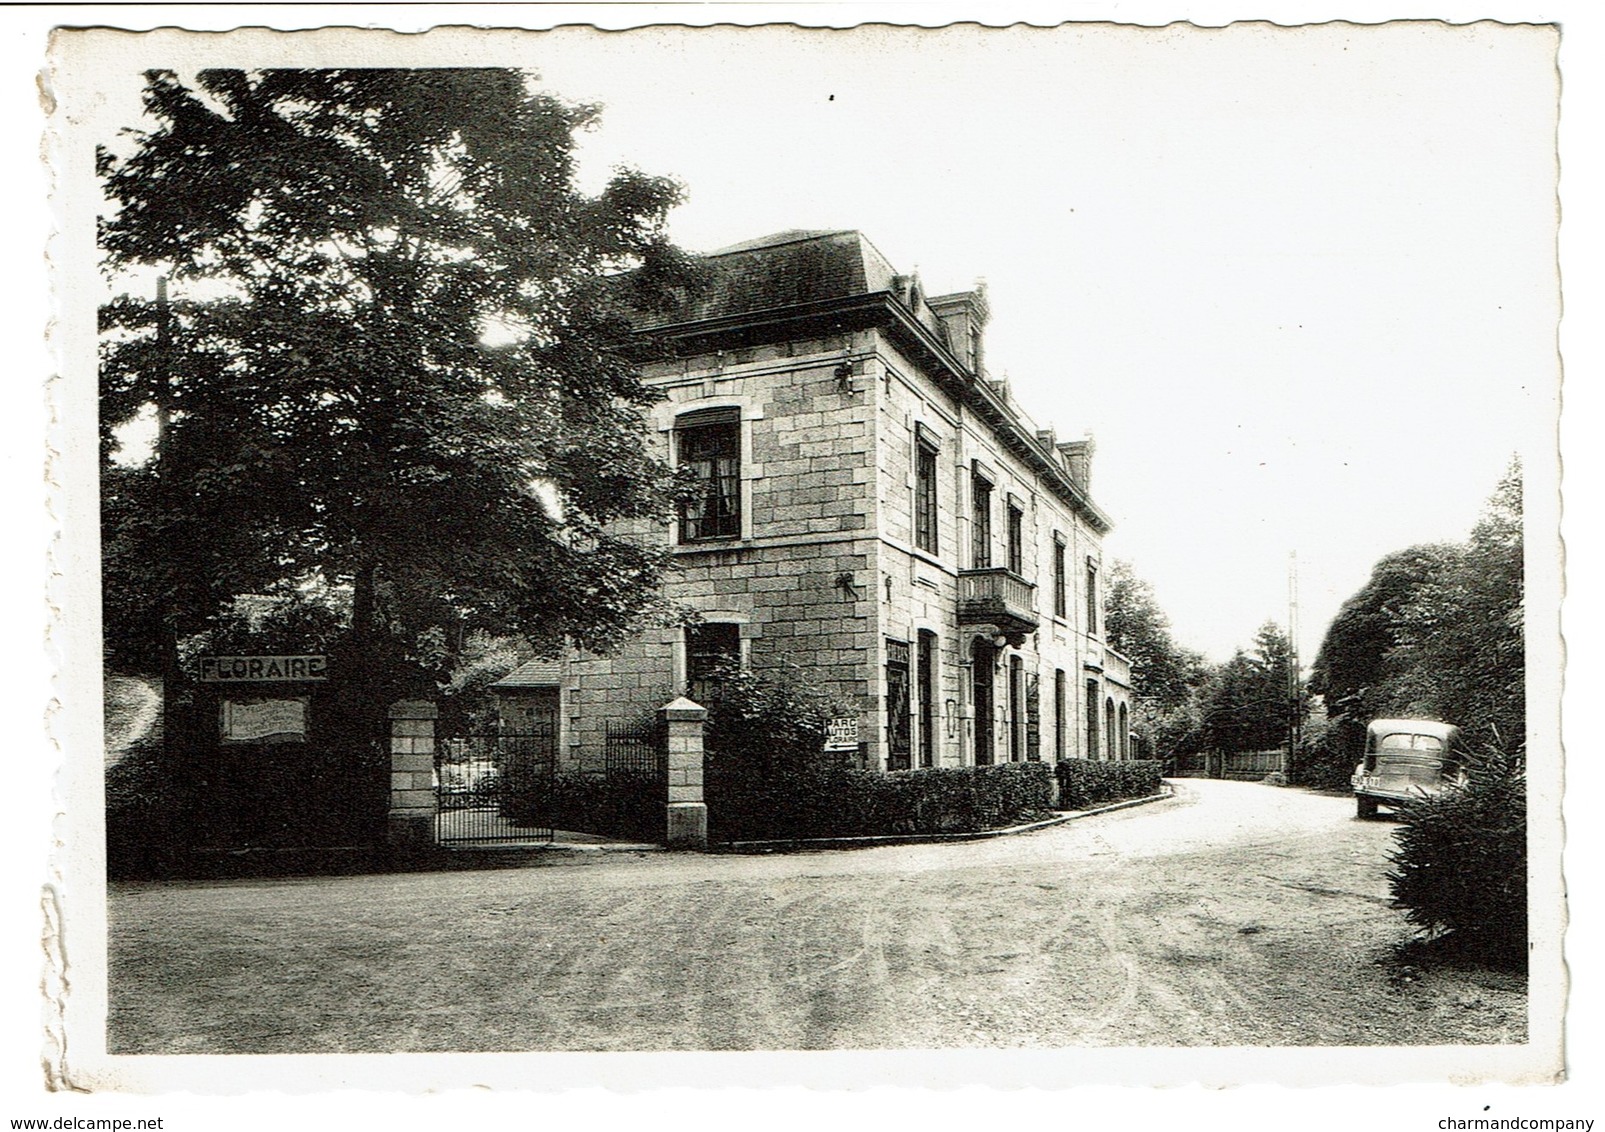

957,567,1039,640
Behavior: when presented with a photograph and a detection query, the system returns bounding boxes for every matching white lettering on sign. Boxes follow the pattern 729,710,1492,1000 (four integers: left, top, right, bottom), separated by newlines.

199,655,328,682
824,717,861,751
221,698,308,743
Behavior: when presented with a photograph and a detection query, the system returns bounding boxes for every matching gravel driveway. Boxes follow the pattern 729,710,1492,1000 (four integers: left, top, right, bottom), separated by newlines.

107,778,1526,1052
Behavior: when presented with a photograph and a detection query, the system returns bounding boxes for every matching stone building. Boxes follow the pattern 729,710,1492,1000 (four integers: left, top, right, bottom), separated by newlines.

554,229,1132,771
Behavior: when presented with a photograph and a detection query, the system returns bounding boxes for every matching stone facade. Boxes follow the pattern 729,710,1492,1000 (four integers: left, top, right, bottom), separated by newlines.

559,230,1132,772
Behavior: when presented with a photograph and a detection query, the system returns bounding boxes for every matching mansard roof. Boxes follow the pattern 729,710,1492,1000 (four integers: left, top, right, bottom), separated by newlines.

636,229,900,329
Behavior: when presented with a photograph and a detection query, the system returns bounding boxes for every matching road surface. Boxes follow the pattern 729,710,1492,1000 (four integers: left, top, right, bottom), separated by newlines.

108,778,1525,1052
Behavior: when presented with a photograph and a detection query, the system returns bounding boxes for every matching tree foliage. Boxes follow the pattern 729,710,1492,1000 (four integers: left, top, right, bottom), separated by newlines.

701,659,852,773
100,69,702,689
1199,621,1306,754
1102,561,1208,762
1388,461,1524,746
1308,544,1458,726
1103,561,1205,711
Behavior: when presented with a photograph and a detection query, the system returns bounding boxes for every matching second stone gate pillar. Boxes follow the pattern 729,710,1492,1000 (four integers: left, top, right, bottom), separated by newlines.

659,696,708,850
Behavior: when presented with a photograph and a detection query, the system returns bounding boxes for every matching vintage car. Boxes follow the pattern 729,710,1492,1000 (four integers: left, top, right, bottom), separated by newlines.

1352,718,1465,818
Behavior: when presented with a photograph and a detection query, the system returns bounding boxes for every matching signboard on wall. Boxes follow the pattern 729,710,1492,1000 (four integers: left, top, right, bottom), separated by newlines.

220,697,309,744
200,655,328,682
824,717,861,751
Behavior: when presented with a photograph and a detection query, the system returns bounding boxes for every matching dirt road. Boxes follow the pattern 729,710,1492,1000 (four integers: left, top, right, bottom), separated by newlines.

108,778,1525,1052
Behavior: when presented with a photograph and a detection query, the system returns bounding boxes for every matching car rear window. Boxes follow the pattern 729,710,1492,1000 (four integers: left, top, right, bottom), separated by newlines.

1379,733,1444,752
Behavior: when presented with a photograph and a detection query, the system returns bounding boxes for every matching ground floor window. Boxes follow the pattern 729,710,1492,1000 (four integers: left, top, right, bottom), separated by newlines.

686,622,741,703
1008,655,1025,762
1085,679,1100,760
886,638,912,771
917,631,937,768
973,640,996,766
1054,669,1067,760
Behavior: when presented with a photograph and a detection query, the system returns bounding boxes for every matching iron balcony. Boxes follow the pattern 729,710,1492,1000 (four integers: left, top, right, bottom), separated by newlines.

957,567,1040,638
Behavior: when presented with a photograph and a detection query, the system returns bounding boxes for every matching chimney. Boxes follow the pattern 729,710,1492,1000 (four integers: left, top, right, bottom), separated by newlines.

1057,435,1095,491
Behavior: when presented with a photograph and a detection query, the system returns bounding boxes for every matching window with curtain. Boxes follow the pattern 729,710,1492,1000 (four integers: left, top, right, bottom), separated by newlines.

677,408,741,541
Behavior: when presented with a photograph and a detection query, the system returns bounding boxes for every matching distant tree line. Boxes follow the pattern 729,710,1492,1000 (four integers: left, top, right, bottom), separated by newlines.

1104,565,1304,771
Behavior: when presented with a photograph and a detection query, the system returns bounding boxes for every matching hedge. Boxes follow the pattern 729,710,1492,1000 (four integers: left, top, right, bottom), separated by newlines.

1054,758,1165,810
706,759,1056,842
501,771,665,843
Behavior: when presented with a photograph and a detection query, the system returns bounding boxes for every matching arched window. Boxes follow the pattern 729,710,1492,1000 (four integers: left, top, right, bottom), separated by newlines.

1105,697,1117,762
1118,702,1130,760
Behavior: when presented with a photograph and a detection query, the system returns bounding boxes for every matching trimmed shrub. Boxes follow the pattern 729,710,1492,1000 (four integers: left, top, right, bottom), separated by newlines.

1055,758,1165,810
1388,743,1527,966
501,771,665,843
707,760,1056,843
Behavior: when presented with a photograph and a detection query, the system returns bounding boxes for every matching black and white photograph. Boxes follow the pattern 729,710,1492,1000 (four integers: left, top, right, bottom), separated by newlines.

16,4,1602,1126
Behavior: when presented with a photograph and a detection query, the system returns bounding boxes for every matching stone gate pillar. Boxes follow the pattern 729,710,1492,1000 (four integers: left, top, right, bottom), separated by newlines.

659,696,708,850
388,700,438,852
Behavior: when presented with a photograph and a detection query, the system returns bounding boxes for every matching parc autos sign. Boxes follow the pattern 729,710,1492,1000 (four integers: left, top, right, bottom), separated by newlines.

199,655,328,683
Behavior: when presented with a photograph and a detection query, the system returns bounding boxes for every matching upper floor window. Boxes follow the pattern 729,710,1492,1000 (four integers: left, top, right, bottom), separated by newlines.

914,436,939,555
971,470,993,568
1085,557,1099,635
677,408,741,542
1006,501,1024,576
1052,536,1067,619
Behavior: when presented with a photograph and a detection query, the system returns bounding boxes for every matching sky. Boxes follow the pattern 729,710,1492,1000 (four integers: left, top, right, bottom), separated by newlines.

510,21,1559,665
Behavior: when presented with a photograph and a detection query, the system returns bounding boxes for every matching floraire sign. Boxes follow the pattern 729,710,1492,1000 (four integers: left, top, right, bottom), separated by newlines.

199,655,328,683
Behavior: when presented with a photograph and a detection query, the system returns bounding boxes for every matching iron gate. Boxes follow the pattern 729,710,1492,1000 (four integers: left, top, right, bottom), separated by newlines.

435,722,556,845
601,722,667,842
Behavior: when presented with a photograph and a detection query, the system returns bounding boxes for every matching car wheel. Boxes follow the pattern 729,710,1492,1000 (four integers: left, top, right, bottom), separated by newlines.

1356,795,1379,820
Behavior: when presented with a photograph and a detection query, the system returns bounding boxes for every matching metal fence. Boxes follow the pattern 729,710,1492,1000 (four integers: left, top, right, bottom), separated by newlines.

603,721,666,780
435,728,556,844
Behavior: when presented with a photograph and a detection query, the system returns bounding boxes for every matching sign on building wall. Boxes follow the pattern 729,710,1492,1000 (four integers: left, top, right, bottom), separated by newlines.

824,717,861,751
199,655,328,682
220,697,309,744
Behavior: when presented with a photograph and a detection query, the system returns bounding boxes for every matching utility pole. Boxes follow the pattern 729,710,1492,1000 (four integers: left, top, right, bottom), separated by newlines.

1287,549,1301,779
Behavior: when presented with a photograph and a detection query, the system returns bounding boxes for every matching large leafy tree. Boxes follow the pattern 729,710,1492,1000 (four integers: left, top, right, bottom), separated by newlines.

1308,459,1523,752
100,69,700,699
1103,561,1205,711
1308,544,1458,726
1388,460,1524,746
1102,561,1207,759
